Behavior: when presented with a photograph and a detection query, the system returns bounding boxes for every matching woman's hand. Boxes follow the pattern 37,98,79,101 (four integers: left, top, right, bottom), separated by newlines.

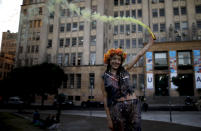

108,120,113,131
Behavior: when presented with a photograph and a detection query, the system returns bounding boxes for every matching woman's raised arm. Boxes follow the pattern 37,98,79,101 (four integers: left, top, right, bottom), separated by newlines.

125,36,154,71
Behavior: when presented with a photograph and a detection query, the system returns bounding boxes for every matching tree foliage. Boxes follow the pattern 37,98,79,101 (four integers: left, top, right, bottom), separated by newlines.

172,74,194,96
0,63,64,103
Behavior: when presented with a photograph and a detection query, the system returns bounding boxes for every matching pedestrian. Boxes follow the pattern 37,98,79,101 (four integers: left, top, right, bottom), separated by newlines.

101,36,154,131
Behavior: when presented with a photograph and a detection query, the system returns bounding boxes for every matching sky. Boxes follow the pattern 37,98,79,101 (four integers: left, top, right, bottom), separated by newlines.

0,0,22,49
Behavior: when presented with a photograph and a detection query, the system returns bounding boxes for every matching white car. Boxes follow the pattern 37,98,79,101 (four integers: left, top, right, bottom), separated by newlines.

7,97,24,105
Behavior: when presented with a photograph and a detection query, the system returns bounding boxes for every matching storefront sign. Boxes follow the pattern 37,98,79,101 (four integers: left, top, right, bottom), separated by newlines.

147,73,153,89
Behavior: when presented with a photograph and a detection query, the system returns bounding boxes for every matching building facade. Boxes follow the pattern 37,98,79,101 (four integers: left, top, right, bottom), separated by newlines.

16,0,201,105
0,31,17,80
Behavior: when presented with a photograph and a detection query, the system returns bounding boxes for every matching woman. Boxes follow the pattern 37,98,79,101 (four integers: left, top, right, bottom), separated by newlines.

101,36,154,131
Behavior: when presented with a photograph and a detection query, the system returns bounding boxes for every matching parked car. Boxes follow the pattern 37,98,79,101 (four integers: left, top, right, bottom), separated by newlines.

53,99,74,108
81,99,104,108
7,96,24,105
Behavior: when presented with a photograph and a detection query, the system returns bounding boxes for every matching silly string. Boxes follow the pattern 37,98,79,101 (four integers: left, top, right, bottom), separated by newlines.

47,0,156,40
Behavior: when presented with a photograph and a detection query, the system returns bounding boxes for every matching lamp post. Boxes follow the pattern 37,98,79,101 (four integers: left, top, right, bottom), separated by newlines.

168,73,172,122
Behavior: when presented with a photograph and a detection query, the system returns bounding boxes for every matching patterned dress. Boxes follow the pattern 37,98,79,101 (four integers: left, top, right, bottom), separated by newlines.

103,71,141,131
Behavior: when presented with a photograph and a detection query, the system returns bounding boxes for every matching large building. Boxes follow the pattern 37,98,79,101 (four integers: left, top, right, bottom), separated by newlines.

16,0,201,105
0,31,17,80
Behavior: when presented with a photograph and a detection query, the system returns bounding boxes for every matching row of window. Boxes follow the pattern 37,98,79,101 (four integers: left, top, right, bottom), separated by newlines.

27,45,39,54
47,36,96,48
114,9,142,18
29,20,42,28
55,52,96,66
113,24,143,35
113,38,144,49
62,73,95,89
114,0,142,6
154,51,193,70
49,21,96,33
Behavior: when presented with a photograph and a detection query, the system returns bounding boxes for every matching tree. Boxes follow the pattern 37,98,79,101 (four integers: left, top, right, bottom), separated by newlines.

172,74,194,96
0,63,65,105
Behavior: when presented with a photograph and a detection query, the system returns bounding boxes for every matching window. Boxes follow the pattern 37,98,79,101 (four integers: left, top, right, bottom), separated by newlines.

79,22,84,31
65,38,70,47
49,25,53,33
132,38,136,48
66,23,71,32
152,9,158,17
91,21,96,30
114,25,118,35
77,53,82,65
39,7,43,15
72,22,78,31
120,39,124,49
75,96,80,101
89,73,95,88
132,24,136,33
60,9,65,17
138,38,143,48
197,21,201,29
59,38,64,47
90,36,96,45
137,0,141,4
49,12,54,19
114,40,118,48
175,22,180,30
60,24,65,32
132,10,136,18
63,74,68,88
64,53,69,66
126,39,130,49
173,7,179,16
178,51,191,66
181,7,186,15
120,11,124,17
57,53,63,65
160,23,165,32
132,0,136,4
72,37,77,46
132,74,137,88
47,39,52,48
92,5,97,13
159,0,164,3
90,52,96,65
71,53,76,65
153,24,158,32
126,24,130,34
154,52,168,69
152,0,157,4
138,74,144,89
35,45,39,53
138,25,142,32
70,74,74,88
114,11,118,17
125,0,130,5
78,37,83,46
181,21,188,30
137,9,142,17
68,96,73,100
126,10,130,17
76,74,81,88
159,8,165,17
120,0,124,5
196,5,201,14
114,0,118,6
120,25,124,34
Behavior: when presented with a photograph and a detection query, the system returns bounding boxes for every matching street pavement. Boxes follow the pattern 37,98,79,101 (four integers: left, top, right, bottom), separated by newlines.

1,109,201,130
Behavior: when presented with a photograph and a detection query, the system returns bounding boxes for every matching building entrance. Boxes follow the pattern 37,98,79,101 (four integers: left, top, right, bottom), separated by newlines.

155,74,169,96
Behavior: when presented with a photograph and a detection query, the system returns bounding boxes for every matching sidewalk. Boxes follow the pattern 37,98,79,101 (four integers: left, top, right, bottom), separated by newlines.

15,112,201,131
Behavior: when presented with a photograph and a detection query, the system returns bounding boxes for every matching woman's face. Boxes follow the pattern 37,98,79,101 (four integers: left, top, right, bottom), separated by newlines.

110,54,122,70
